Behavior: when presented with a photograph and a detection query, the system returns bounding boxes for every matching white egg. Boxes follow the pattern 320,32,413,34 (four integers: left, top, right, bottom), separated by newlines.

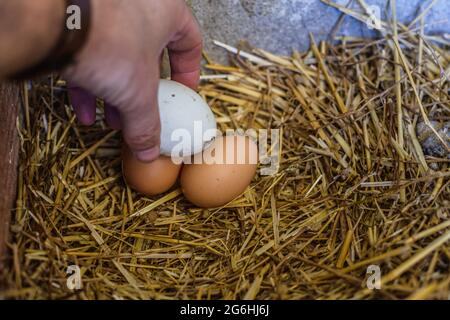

158,79,217,158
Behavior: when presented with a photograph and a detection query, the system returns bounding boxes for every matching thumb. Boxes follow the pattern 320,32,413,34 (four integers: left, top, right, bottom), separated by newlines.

119,66,161,162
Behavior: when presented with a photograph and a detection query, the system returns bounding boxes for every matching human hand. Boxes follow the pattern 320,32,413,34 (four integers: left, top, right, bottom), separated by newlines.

63,0,202,162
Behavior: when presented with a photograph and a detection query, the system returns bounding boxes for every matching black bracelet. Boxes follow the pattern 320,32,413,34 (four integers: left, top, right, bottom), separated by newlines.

10,0,91,80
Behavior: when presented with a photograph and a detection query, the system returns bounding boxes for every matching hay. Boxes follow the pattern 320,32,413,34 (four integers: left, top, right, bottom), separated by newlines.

1,2,450,300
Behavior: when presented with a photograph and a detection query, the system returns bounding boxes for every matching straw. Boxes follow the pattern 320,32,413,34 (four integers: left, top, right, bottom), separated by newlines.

1,1,449,300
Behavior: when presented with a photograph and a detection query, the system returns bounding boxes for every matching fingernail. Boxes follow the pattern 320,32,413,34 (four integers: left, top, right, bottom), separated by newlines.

134,146,160,162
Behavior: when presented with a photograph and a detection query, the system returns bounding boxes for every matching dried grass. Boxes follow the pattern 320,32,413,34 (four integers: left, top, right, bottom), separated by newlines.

1,2,450,300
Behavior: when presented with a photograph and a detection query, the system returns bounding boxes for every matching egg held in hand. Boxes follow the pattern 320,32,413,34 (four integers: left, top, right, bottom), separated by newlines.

158,79,217,157
180,134,258,208
122,145,181,196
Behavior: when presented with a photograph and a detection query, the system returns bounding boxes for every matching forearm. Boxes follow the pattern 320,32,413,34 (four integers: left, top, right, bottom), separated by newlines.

0,0,65,77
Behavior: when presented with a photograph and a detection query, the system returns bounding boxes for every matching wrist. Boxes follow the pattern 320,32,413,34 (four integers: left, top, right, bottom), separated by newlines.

0,0,65,77
29,0,66,64
7,0,92,80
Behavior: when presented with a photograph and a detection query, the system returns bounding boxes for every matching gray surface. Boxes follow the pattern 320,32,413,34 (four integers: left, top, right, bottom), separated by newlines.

189,0,450,63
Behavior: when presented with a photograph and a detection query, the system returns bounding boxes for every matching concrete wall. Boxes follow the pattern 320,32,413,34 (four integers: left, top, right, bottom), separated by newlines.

188,0,450,62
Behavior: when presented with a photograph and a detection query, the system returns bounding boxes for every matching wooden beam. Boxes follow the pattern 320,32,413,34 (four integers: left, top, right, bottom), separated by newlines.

0,82,20,267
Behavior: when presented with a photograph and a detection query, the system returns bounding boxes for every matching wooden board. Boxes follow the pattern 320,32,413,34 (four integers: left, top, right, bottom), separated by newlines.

0,82,20,266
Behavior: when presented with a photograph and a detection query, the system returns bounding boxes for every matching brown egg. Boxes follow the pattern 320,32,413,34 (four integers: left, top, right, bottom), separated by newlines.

122,145,181,196
180,134,258,208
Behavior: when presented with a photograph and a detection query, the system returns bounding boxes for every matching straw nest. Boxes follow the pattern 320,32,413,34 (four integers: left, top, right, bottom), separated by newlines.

1,1,450,300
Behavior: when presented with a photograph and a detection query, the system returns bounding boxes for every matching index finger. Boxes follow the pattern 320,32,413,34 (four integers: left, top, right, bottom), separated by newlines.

167,8,202,90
